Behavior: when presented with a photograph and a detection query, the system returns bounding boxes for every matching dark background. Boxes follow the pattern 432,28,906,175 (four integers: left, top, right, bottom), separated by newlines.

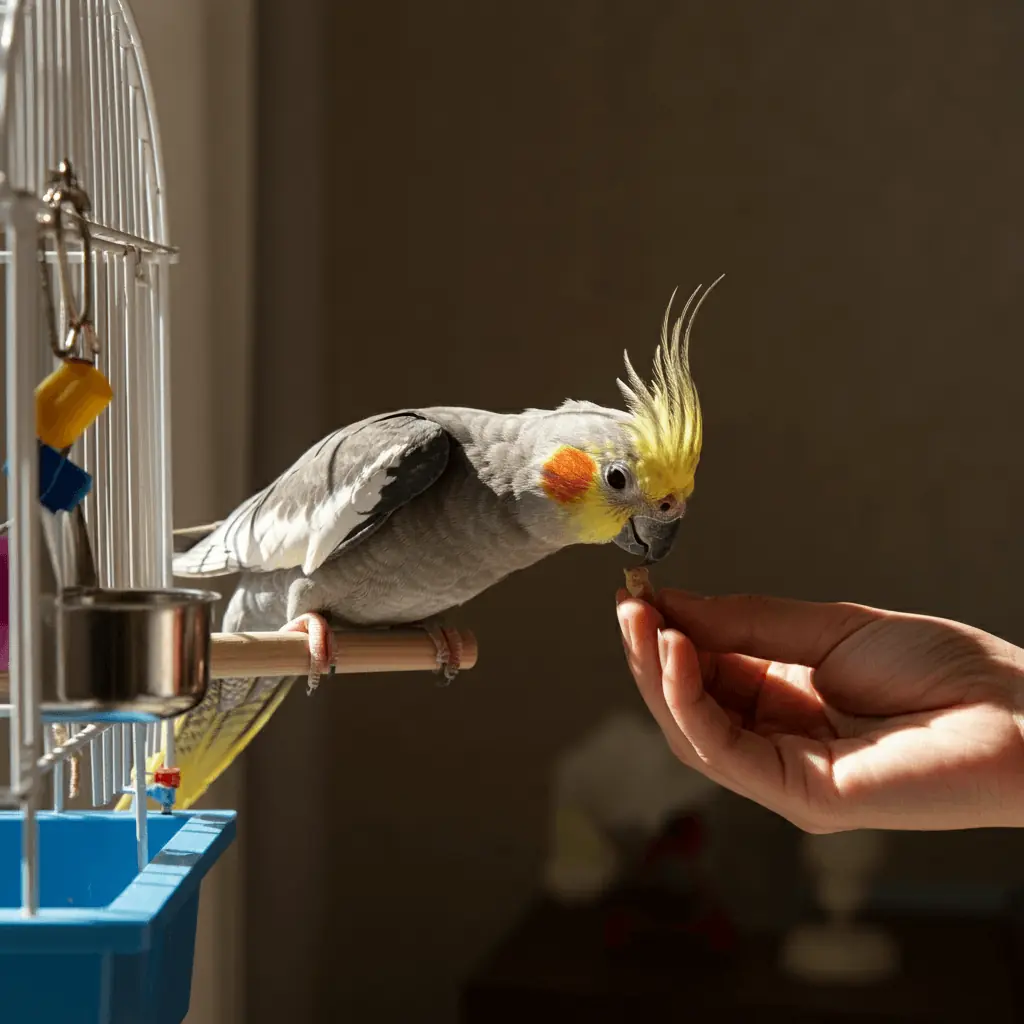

238,2,1024,1020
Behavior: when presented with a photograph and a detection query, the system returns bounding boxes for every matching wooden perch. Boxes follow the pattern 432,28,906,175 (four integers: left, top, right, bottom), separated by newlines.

0,627,478,697
210,627,478,677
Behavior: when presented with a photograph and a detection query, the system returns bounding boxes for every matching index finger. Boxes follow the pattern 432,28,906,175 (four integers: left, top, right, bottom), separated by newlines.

654,591,883,669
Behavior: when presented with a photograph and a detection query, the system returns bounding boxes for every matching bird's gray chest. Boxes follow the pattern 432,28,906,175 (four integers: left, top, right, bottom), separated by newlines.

305,458,552,625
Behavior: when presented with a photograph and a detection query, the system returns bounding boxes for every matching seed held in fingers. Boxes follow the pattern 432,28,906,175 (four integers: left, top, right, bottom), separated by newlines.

624,565,654,601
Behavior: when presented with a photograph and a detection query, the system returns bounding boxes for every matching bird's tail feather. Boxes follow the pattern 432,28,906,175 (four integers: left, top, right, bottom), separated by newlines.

172,521,223,556
113,674,298,811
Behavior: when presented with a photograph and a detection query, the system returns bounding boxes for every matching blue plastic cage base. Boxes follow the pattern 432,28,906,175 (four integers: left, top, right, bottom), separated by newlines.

0,809,237,1024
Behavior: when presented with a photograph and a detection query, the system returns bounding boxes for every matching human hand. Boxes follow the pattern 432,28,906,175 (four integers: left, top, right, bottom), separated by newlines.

616,589,1024,832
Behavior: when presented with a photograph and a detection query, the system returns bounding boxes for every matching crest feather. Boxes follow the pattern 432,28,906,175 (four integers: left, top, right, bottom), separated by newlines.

617,275,724,499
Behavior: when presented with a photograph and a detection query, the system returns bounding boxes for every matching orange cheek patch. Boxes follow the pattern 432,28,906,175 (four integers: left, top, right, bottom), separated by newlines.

541,446,597,504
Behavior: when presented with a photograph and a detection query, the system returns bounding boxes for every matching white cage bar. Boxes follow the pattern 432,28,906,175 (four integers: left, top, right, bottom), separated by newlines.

0,0,176,915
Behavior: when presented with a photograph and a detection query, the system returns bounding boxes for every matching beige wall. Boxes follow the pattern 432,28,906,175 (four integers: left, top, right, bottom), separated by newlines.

129,2,253,1022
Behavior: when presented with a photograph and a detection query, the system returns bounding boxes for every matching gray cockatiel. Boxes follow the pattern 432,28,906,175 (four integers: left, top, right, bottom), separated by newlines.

117,279,720,810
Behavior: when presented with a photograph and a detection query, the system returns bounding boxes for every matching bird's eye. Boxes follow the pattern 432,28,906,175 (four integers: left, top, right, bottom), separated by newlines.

605,465,629,491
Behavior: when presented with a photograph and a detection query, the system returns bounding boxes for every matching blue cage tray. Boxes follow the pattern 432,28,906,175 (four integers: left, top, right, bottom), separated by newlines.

0,809,237,1024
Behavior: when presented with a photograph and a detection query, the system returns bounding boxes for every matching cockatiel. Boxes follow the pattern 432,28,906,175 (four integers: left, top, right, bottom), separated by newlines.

115,278,721,811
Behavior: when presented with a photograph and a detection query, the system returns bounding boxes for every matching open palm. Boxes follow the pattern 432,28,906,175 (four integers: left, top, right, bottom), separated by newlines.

617,589,1024,832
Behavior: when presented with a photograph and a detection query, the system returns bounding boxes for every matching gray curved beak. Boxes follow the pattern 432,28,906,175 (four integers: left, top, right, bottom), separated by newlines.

612,516,682,565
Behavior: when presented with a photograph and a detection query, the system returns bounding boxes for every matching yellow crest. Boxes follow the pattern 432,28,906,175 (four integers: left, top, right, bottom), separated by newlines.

617,276,723,501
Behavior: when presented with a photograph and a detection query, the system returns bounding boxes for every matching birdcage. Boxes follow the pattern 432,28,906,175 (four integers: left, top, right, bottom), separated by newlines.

0,2,482,1020
0,2,235,1021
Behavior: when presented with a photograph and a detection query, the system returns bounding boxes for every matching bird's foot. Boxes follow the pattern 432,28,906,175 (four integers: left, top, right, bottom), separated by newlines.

280,612,335,696
418,620,463,686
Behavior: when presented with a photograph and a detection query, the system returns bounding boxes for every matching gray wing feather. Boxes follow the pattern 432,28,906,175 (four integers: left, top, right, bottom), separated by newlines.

172,412,450,578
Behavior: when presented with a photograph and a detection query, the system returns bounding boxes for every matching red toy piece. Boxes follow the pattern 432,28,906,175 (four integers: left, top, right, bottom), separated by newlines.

153,767,181,789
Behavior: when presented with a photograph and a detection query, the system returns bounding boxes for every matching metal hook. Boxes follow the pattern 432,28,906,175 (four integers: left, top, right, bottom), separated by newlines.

40,160,100,362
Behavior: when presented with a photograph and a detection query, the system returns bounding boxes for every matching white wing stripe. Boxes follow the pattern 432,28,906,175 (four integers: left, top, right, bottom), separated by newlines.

208,442,406,577
301,442,406,574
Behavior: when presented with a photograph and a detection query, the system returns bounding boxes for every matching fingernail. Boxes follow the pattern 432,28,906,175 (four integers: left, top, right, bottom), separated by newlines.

657,628,668,666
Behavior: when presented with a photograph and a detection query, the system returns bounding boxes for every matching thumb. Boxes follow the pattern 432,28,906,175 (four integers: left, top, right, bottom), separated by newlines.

654,591,882,668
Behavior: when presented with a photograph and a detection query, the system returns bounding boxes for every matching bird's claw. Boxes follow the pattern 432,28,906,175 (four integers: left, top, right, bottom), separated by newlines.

280,612,335,696
423,623,462,686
